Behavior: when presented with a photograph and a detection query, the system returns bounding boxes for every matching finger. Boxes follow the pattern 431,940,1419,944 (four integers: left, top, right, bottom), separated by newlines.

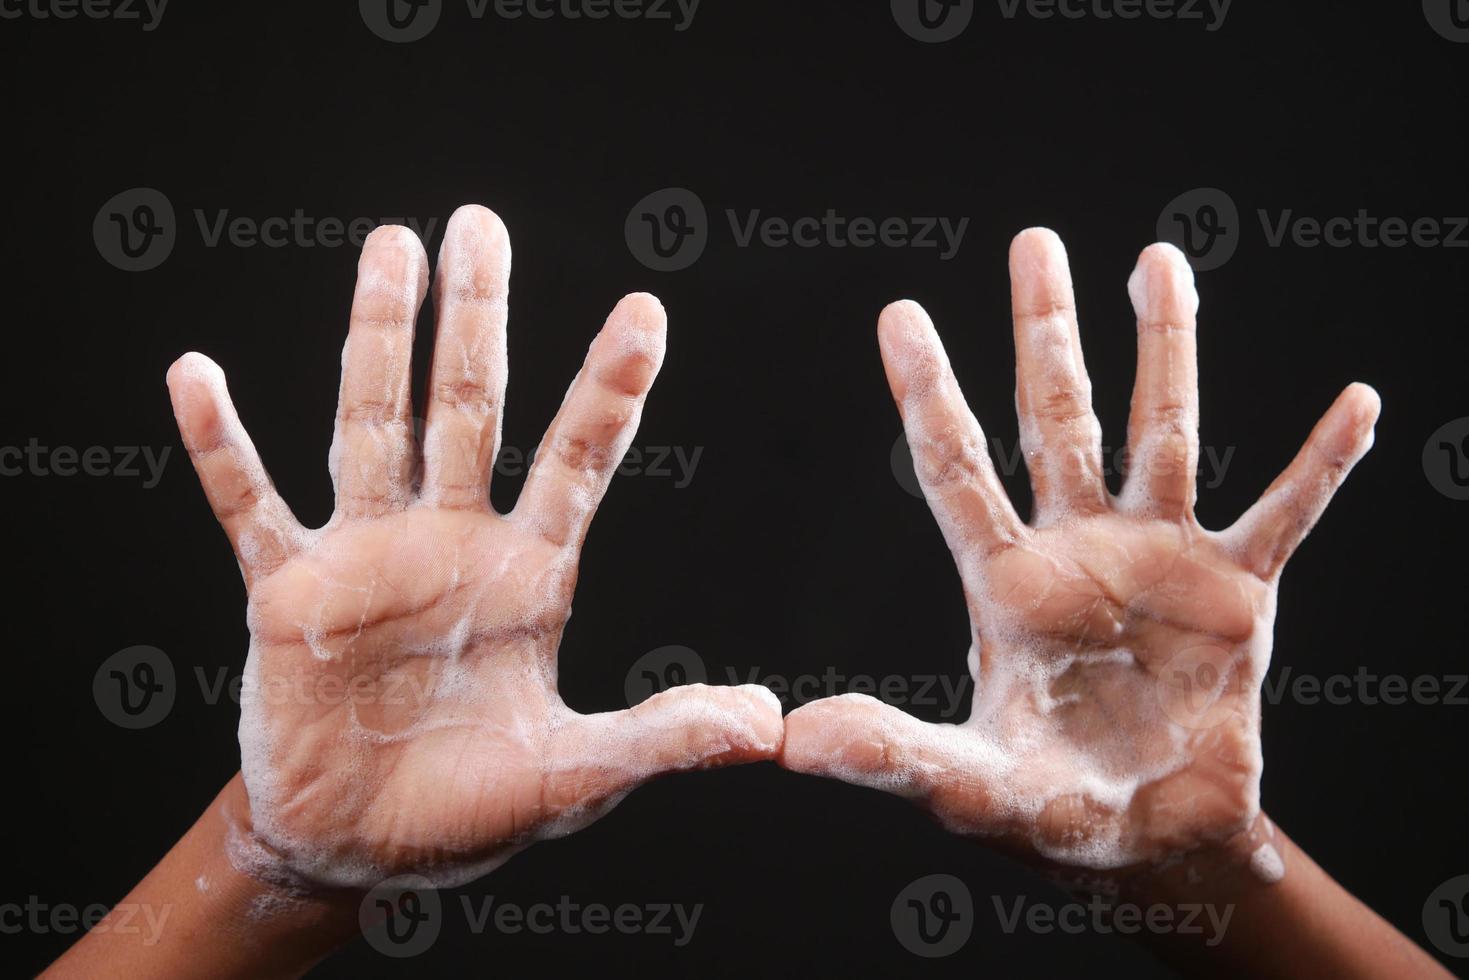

422,205,511,511
561,684,784,797
780,694,982,806
515,293,666,549
166,353,305,588
1009,228,1108,520
332,225,429,520
879,299,1025,559
1121,242,1200,519
1223,383,1380,579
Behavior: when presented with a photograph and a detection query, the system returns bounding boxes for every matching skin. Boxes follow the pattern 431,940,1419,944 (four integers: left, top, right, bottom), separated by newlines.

46,219,1446,978
46,205,781,978
781,229,1448,977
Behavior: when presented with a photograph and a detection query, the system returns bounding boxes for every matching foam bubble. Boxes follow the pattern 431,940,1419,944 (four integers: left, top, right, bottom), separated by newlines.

1249,842,1285,883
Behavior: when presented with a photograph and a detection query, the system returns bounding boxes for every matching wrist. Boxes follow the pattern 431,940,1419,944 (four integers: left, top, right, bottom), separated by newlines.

45,774,364,980
214,773,365,921
1118,811,1286,907
190,775,366,977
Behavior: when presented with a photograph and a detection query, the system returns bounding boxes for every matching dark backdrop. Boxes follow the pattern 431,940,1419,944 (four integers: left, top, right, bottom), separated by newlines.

5,2,1468,976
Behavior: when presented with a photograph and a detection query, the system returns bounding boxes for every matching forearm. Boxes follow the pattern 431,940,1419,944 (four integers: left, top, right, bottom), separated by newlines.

44,774,362,980
1122,814,1449,979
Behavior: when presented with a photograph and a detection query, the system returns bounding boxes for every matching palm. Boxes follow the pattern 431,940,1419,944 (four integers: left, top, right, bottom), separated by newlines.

245,511,567,878
783,230,1379,871
169,207,780,889
960,516,1266,862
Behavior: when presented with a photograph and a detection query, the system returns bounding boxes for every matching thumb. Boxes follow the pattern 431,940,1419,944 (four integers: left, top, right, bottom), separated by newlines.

780,693,961,800
573,684,784,791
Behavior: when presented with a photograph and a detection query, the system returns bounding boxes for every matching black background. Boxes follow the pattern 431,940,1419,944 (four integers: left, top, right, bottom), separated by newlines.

5,1,1468,976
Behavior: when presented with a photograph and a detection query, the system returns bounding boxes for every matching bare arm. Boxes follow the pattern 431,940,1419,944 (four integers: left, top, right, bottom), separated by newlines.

1123,816,1447,978
47,204,781,978
781,228,1445,978
45,775,360,980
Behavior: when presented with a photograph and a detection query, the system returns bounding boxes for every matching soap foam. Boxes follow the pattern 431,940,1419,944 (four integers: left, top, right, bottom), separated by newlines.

813,542,1274,872
1249,841,1285,883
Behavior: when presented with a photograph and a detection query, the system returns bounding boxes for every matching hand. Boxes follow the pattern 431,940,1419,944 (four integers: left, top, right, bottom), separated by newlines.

167,205,782,890
781,230,1379,874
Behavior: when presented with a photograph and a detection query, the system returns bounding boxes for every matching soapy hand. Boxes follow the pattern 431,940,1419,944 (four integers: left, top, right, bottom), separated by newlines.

167,205,782,890
782,230,1379,873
